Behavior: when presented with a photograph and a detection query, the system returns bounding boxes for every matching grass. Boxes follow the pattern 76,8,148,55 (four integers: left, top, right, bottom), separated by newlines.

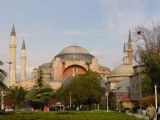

0,111,145,120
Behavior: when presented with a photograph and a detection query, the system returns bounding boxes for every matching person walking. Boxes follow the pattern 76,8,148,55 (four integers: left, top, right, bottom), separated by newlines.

146,104,156,120
157,105,160,120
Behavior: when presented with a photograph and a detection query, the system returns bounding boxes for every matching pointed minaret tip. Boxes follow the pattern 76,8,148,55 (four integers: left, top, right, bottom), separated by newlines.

128,30,131,42
22,39,26,50
123,43,126,53
10,24,16,36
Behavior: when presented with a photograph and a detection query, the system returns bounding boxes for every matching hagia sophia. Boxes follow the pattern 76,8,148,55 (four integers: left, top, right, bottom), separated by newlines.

8,25,140,107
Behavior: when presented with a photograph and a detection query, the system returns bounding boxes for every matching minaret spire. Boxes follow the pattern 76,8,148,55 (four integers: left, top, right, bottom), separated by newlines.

123,43,126,53
21,38,26,81
22,39,26,50
127,30,133,65
128,30,131,42
10,24,16,36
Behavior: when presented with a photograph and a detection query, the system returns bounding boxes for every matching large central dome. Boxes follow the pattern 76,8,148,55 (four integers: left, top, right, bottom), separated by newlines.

60,45,89,54
55,45,94,62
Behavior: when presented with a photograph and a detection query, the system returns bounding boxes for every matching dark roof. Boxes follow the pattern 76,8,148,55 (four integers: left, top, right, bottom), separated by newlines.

10,24,16,36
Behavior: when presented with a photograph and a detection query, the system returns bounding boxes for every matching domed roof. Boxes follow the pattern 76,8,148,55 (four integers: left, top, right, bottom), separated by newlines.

110,64,134,76
55,45,94,62
60,45,89,54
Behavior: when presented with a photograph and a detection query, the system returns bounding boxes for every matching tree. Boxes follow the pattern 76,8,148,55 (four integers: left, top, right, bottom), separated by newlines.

141,94,160,109
26,85,53,109
6,86,27,109
26,70,53,109
108,92,116,110
0,61,7,90
134,25,160,94
36,69,44,88
57,71,104,109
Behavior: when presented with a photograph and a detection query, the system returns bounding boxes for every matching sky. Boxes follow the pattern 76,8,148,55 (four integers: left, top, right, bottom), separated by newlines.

0,0,160,80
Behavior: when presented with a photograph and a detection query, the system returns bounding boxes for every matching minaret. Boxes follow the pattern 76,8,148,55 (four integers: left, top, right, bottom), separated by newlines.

9,24,16,86
127,30,133,65
123,43,128,64
21,39,26,81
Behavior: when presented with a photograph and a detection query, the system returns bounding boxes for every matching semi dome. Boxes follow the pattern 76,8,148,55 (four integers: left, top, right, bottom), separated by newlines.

39,62,52,68
55,45,94,62
110,64,134,77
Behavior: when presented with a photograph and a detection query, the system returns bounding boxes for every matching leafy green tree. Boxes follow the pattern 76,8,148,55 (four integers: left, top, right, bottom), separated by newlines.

6,86,27,109
57,71,104,109
134,25,160,93
141,77,152,96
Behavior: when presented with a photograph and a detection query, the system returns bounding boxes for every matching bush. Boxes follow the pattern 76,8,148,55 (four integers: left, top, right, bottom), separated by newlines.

141,94,160,109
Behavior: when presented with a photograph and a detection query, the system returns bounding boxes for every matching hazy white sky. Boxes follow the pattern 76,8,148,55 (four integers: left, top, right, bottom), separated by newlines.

0,0,160,79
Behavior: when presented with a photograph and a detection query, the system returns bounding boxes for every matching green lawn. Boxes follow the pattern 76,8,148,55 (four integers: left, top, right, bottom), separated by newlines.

0,111,145,120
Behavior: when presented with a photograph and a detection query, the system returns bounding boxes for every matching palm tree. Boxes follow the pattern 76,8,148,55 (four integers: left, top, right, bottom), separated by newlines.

7,86,27,109
0,60,7,90
0,60,7,110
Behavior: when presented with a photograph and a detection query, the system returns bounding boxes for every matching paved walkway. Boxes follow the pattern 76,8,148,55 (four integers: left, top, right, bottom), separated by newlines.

127,113,148,120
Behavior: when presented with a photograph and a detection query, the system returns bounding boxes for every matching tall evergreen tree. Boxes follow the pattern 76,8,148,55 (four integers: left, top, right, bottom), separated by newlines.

26,69,53,109
36,69,44,88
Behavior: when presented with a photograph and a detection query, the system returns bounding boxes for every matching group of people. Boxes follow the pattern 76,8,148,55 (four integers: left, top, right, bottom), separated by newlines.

146,104,160,120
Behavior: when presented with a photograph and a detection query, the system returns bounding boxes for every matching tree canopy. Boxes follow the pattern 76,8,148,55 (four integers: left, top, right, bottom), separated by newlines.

56,71,104,109
134,25,160,93
6,86,27,108
26,70,53,109
0,60,7,90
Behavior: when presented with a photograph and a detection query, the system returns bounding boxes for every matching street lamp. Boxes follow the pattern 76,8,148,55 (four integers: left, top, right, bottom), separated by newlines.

137,30,142,114
155,84,158,110
1,90,4,110
69,91,72,107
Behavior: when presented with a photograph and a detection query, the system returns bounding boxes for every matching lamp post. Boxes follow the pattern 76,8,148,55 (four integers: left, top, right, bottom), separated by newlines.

137,31,142,114
106,91,109,112
69,91,72,107
155,84,157,110
1,90,4,110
